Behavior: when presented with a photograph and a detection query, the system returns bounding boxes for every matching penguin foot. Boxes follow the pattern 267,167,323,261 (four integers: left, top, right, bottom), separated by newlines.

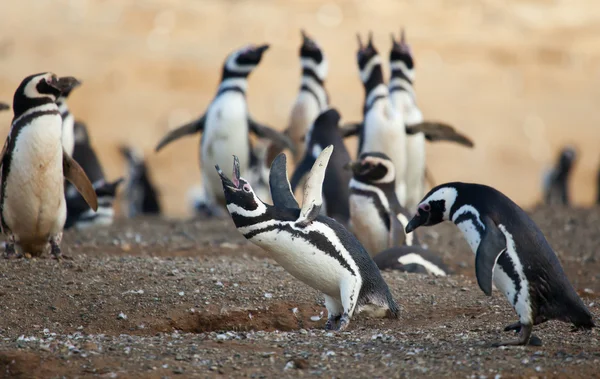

492,323,533,347
50,239,62,260
325,315,341,330
3,243,19,259
336,313,350,332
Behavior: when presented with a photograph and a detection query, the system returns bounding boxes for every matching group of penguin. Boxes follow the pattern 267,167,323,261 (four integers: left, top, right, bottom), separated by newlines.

0,28,595,347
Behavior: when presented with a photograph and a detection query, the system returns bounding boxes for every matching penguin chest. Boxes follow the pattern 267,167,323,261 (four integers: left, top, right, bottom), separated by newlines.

2,115,67,240
289,93,321,160
242,223,354,299
349,193,389,256
201,95,250,197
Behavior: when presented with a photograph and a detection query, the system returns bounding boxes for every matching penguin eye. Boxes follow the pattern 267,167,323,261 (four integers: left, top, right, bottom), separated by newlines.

422,203,431,212
243,184,251,193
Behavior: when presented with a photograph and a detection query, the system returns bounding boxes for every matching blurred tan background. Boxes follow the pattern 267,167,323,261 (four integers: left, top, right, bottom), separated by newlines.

1,0,599,217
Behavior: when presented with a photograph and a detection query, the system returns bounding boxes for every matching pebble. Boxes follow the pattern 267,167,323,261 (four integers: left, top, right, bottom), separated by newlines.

264,293,273,299
178,291,185,296
310,316,321,322
117,312,127,320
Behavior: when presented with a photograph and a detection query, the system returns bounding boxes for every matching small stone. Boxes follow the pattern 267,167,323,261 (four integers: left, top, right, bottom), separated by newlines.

216,334,228,341
215,281,224,287
173,367,184,374
584,288,594,294
178,291,184,296
264,293,273,299
535,366,542,372
521,358,529,364
117,312,127,320
310,316,321,322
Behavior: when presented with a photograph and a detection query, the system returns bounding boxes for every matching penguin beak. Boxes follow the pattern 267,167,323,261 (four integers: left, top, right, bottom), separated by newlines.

49,76,81,94
215,156,242,191
253,44,270,56
405,204,430,233
215,165,236,190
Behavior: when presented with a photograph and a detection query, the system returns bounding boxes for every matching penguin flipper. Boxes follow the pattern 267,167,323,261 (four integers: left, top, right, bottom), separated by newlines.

268,153,299,209
406,121,474,147
339,122,363,138
475,216,507,296
389,213,407,247
155,115,205,152
0,102,9,111
63,150,99,212
290,154,316,192
295,145,334,227
248,118,296,155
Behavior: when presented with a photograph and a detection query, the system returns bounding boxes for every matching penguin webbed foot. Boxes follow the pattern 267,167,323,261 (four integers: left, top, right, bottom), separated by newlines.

50,238,63,261
336,313,350,331
492,323,539,347
502,321,543,345
503,321,522,332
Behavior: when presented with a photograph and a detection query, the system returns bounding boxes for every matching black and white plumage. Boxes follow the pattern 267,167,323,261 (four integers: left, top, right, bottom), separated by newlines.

120,145,161,217
65,121,123,229
216,146,399,331
56,80,81,157
542,146,576,206
405,182,595,346
1,73,97,258
374,245,449,276
155,44,294,212
346,152,419,256
289,108,352,226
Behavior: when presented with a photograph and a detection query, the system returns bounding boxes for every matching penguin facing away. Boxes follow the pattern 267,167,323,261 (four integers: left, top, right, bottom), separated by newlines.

289,108,352,226
1,73,98,258
216,146,400,331
346,151,419,256
65,121,124,230
374,245,449,277
155,44,295,211
542,145,576,206
405,182,595,346
56,79,82,157
120,145,162,217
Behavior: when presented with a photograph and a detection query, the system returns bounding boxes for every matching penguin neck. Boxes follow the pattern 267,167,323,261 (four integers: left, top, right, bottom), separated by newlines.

217,77,248,97
349,178,394,212
299,73,328,111
362,64,385,98
364,84,388,115
389,61,417,107
12,96,57,120
57,98,71,121
450,205,486,253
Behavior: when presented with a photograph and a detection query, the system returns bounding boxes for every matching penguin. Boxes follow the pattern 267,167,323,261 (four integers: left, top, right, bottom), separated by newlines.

405,182,595,346
215,146,400,331
289,108,352,226
120,145,162,217
346,151,419,257
65,121,123,230
373,245,449,277
542,145,576,206
1,73,98,258
155,44,294,211
0,102,9,111
56,79,81,156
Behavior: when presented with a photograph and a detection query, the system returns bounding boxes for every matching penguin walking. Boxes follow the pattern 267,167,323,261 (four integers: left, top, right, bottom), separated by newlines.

65,121,124,229
216,146,399,331
120,145,162,217
155,44,294,212
374,245,449,277
0,102,9,111
542,146,576,206
56,79,81,156
346,151,419,256
1,73,98,258
405,182,595,346
289,108,352,226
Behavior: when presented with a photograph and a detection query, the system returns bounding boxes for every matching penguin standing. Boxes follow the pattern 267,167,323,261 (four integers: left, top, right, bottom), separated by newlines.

289,108,352,226
374,245,449,277
1,73,98,258
216,146,399,331
155,44,294,212
56,79,81,156
65,121,124,229
542,145,576,206
120,145,162,217
346,151,419,256
405,182,595,346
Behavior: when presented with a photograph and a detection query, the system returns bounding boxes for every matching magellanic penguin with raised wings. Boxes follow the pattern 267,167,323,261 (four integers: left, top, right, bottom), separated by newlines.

289,108,352,226
388,29,475,211
65,121,124,230
1,73,98,258
346,151,419,256
405,182,595,346
155,44,294,211
216,146,399,331
542,145,576,206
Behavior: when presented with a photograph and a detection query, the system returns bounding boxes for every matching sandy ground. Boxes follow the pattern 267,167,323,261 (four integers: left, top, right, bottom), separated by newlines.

2,0,600,217
0,206,599,378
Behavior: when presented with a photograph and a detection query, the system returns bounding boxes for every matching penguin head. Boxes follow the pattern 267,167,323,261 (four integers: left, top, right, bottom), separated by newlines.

356,32,384,86
406,184,459,233
346,151,396,186
74,121,90,144
300,30,328,81
13,73,81,116
216,156,264,213
223,44,270,79
557,146,577,175
390,28,414,71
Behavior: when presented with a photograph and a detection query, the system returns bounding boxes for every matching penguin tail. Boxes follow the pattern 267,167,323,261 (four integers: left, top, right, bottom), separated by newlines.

564,294,596,330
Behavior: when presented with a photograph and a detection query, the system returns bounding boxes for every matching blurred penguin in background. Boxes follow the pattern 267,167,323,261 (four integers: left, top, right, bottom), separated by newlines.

120,146,162,218
542,146,577,206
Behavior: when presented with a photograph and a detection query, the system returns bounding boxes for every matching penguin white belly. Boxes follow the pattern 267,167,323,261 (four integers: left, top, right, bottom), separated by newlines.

61,115,75,156
289,93,321,161
3,115,66,247
201,94,250,204
349,194,388,256
362,106,408,205
404,133,426,212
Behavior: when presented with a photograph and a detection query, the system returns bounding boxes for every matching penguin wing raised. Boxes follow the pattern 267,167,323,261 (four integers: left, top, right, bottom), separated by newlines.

248,118,296,155
0,102,9,111
339,122,363,138
406,121,474,147
155,115,206,152
63,150,99,212
476,216,508,296
269,153,299,209
295,145,334,227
